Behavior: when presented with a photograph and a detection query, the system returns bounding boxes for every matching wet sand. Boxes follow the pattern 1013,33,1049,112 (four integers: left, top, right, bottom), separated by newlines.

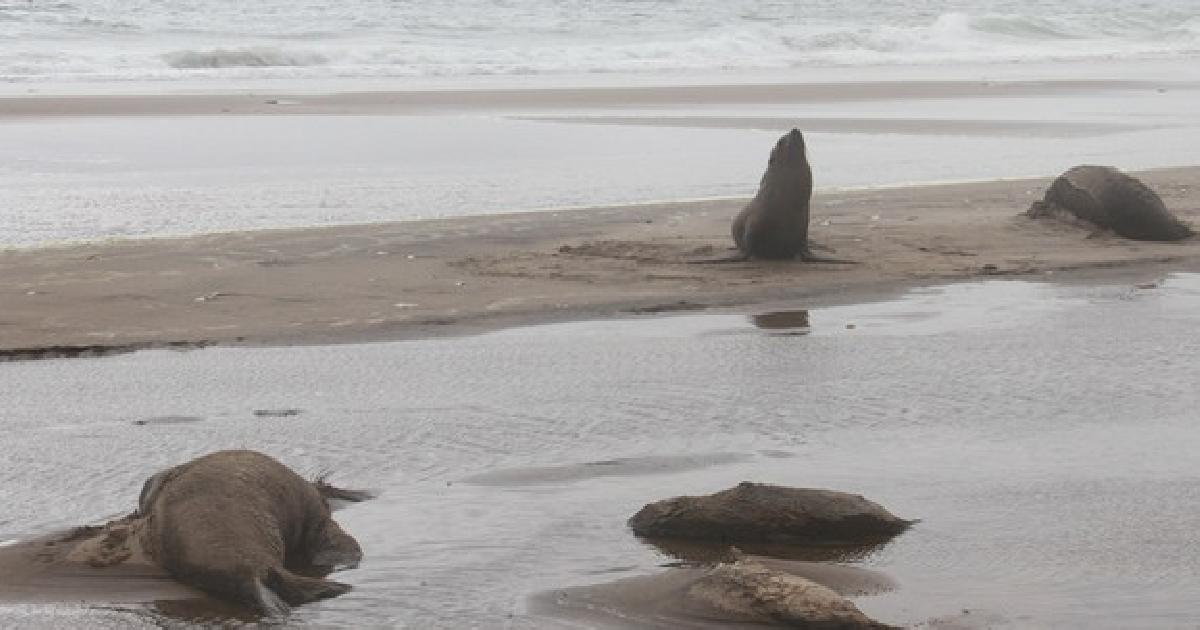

0,527,197,606
1,79,1188,118
2,166,1199,357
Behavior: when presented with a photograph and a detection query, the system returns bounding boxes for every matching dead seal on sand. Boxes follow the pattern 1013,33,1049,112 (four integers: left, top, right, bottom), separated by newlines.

137,450,364,615
533,554,898,629
728,129,854,263
1027,165,1193,241
629,482,912,547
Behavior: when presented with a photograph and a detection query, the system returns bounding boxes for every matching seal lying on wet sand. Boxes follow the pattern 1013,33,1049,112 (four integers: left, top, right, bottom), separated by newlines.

629,482,912,547
534,554,898,629
730,129,854,262
1028,165,1193,241
137,450,363,615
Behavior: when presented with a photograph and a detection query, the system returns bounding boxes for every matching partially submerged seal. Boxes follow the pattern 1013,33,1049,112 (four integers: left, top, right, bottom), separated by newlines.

731,129,852,262
137,450,363,615
1027,165,1193,241
629,482,912,546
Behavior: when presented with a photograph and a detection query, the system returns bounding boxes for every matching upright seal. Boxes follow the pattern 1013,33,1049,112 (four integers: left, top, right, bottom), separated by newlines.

731,129,851,262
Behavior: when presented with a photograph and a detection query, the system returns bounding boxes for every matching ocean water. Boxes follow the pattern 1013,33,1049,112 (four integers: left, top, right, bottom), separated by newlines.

1,0,1198,84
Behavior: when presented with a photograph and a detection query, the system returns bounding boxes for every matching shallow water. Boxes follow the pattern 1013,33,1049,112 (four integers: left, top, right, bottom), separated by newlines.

3,275,1200,628
4,79,1200,248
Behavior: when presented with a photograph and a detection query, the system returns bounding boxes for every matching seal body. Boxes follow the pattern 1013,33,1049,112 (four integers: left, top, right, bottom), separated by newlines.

733,129,833,260
1028,165,1192,241
138,450,363,615
628,482,912,545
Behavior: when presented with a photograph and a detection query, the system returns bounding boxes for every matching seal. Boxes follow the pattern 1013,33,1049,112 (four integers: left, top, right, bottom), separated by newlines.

628,481,912,547
136,450,363,615
533,554,898,629
731,129,852,262
1028,164,1193,241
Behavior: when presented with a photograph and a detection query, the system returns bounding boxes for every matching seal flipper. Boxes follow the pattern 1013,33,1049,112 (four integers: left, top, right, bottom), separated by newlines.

253,576,291,617
687,253,751,264
265,566,353,606
797,246,857,264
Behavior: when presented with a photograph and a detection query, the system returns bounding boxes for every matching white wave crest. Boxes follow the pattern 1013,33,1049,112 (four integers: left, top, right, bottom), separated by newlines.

3,3,1199,83
163,46,327,69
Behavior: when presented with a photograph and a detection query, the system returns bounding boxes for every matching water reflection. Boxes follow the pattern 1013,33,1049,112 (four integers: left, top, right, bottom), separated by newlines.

750,309,811,335
637,536,895,565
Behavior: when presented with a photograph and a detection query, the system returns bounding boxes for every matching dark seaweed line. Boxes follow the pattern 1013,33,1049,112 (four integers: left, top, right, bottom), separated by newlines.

0,340,213,363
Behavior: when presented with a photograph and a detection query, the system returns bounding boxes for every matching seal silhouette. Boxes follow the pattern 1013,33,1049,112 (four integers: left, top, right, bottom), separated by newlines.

730,129,851,262
1028,164,1192,241
137,450,363,615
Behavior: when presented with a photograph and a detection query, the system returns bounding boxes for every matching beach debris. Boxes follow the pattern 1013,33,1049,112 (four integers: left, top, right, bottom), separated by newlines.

629,482,911,546
1027,165,1193,241
627,300,707,314
252,409,302,418
131,415,204,426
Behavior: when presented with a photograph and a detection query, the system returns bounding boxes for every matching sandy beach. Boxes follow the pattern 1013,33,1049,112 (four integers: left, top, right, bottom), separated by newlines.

6,1,1200,625
2,164,1198,358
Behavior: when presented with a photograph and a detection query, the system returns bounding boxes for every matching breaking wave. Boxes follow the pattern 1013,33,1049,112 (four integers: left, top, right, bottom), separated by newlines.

163,47,328,69
1,2,1198,83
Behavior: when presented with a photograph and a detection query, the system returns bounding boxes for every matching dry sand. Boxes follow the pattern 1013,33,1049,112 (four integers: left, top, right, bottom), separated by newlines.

2,166,1199,359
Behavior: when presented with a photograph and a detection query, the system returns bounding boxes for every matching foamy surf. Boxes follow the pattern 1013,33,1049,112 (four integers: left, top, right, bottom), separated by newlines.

163,47,329,69
1,1,1197,84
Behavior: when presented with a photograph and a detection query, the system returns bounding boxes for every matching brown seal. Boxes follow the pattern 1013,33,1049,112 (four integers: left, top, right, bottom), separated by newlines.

137,450,363,615
731,129,852,262
1027,164,1193,241
628,481,912,546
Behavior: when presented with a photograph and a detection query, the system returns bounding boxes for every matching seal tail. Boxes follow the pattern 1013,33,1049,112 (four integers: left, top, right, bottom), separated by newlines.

265,566,354,607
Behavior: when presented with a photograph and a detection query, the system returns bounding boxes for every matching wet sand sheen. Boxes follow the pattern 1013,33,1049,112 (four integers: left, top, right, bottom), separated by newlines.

2,276,1200,627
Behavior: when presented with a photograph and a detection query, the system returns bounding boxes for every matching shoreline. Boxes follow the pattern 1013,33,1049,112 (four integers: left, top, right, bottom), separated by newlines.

3,166,1199,360
0,77,1191,118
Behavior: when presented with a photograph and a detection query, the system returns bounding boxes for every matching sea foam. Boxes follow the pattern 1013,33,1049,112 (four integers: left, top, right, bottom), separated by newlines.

0,1,1197,83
